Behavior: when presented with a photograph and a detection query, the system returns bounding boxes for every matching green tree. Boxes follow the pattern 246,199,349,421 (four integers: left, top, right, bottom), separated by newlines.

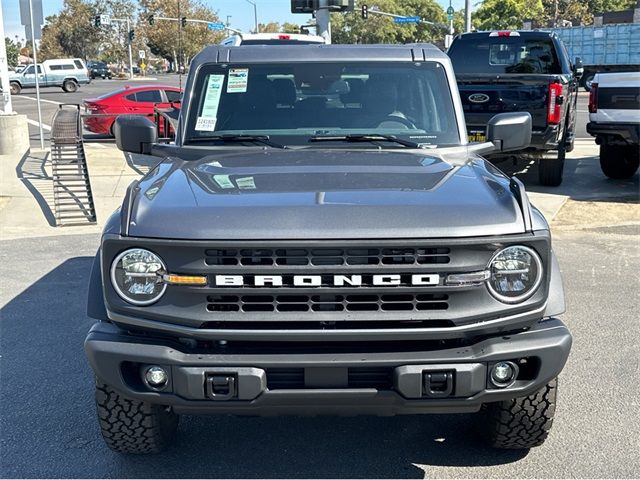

138,0,224,71
282,22,302,33
4,38,20,67
473,0,544,30
38,0,102,60
258,22,281,33
331,0,447,44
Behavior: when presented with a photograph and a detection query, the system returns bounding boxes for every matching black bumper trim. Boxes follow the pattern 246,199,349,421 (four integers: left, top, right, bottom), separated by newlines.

85,318,572,416
587,122,640,144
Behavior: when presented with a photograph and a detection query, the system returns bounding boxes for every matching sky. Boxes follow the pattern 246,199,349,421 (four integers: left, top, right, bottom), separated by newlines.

1,0,468,44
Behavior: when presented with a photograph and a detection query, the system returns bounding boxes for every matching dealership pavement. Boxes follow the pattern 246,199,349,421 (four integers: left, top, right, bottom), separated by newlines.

1,139,639,478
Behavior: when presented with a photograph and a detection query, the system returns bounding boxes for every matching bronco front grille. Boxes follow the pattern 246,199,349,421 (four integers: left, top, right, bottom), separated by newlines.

207,293,449,313
205,247,450,267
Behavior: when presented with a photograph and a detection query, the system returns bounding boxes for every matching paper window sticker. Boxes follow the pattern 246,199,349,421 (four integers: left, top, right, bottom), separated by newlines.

213,175,235,189
236,176,256,190
200,74,225,118
227,68,249,93
195,117,217,131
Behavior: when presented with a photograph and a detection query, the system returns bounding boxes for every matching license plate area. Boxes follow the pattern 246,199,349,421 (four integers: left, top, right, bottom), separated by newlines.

468,130,487,142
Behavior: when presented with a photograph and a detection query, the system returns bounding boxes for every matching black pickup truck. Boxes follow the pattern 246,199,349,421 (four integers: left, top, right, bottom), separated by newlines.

448,31,583,186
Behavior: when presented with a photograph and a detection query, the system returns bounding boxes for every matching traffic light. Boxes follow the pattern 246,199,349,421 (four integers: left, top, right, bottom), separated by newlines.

361,4,368,19
128,29,135,41
148,15,154,26
94,15,101,27
181,17,187,27
291,0,317,14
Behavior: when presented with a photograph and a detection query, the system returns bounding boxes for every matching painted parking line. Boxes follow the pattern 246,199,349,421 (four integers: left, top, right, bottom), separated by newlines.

13,95,62,105
26,118,52,131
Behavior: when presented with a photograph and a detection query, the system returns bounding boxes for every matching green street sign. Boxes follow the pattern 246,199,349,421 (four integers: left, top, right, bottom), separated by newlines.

447,6,454,14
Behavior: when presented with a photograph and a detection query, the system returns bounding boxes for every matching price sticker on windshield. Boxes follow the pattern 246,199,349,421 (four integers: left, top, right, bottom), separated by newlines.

195,74,225,131
227,68,249,93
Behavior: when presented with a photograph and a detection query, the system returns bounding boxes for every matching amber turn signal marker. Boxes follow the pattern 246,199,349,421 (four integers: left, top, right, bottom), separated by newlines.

162,274,208,285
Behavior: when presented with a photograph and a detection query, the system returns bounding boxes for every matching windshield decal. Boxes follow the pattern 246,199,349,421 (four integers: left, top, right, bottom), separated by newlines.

227,68,249,93
195,74,225,131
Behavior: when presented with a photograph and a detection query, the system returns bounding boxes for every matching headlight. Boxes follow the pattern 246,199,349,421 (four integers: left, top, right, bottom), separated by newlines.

110,248,166,305
487,246,543,304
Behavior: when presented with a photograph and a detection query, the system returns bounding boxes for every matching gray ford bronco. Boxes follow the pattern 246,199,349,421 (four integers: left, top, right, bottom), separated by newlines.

85,43,572,454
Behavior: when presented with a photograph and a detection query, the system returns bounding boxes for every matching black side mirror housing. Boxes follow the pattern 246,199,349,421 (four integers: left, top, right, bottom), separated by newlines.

114,115,158,154
487,112,532,152
573,57,584,78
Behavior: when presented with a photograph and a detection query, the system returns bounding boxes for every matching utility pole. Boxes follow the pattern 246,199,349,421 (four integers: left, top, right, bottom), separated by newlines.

316,0,331,44
126,18,134,80
28,0,44,149
245,0,259,33
0,0,13,114
464,0,471,32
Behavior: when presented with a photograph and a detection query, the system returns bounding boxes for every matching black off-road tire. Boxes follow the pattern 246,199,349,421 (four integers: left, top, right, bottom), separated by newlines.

538,145,565,187
10,82,21,95
480,378,557,449
600,144,640,179
95,381,179,454
62,79,78,93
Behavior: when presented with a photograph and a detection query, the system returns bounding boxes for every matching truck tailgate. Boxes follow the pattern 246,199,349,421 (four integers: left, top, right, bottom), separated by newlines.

457,74,554,139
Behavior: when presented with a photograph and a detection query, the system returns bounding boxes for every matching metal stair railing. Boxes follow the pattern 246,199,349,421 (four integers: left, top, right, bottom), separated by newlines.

50,104,97,226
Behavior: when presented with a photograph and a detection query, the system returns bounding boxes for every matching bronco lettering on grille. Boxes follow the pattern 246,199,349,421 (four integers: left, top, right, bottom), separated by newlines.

214,274,440,287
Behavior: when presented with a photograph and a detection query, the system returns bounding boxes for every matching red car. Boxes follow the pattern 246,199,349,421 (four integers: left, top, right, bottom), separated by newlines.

83,85,182,136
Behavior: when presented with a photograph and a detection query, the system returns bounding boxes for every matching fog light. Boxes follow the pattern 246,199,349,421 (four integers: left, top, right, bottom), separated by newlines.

490,361,517,387
144,366,168,388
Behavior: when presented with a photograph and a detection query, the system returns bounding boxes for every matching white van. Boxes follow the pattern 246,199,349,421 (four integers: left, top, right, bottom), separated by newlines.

220,33,327,46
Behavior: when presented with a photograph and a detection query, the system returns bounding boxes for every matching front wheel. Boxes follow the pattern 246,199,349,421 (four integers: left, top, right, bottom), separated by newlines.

582,73,595,92
62,79,78,93
479,378,558,449
600,144,640,179
95,381,179,454
10,82,21,95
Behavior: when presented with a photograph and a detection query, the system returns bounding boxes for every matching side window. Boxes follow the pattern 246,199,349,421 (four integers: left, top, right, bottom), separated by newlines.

165,90,182,102
62,64,75,70
74,60,84,69
50,65,62,71
24,65,34,74
125,93,137,101
37,65,42,74
134,90,162,102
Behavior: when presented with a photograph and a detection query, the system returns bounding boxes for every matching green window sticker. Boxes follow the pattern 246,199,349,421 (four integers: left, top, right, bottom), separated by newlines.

196,74,225,131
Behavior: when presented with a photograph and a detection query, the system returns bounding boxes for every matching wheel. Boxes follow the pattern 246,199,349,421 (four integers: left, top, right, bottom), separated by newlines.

582,73,595,92
62,79,78,93
600,144,640,179
95,381,179,454
10,82,21,95
479,378,558,449
538,144,565,187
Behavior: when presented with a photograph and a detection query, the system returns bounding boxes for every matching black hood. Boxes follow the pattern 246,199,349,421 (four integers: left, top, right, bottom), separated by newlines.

127,148,525,239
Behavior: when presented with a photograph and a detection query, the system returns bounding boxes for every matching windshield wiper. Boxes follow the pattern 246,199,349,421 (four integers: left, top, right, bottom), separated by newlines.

189,135,287,149
309,134,422,149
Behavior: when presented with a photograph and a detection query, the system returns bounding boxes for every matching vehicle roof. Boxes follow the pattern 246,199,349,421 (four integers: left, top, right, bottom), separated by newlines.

193,43,447,65
457,30,555,39
44,58,84,63
237,33,325,41
120,84,182,92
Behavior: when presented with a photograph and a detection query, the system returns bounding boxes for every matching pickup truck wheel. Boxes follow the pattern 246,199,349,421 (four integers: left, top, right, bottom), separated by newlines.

480,378,557,449
582,73,595,92
600,145,640,179
95,381,179,454
10,82,21,95
62,79,78,93
538,146,565,187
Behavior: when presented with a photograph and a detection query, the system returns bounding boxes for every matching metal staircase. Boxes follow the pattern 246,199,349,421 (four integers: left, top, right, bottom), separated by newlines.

50,105,97,226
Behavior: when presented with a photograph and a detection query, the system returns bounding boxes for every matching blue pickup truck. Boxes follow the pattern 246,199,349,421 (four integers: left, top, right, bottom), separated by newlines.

8,58,91,94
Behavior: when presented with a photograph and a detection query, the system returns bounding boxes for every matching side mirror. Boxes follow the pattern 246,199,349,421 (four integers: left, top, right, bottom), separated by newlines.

487,112,532,152
114,115,157,154
573,57,584,78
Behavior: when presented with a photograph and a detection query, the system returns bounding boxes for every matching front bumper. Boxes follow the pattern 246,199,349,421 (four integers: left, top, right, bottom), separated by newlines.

85,318,572,416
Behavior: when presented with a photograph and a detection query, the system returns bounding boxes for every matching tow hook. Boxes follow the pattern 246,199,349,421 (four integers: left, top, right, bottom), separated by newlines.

205,374,237,400
423,371,454,398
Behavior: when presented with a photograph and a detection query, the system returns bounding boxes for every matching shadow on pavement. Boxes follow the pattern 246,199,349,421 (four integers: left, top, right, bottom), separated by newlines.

15,150,56,226
494,152,639,204
0,256,527,479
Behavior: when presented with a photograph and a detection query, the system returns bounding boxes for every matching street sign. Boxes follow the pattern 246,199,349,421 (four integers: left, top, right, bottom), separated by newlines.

394,16,421,24
448,14,454,21
207,22,225,31
139,50,145,59
100,14,111,26
447,6,454,15
19,0,43,27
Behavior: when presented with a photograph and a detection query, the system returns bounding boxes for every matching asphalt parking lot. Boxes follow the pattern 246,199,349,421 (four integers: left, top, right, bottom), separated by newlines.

1,78,639,478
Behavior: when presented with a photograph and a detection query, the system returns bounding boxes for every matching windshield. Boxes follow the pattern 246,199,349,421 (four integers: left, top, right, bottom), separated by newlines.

185,61,459,147
449,36,561,75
